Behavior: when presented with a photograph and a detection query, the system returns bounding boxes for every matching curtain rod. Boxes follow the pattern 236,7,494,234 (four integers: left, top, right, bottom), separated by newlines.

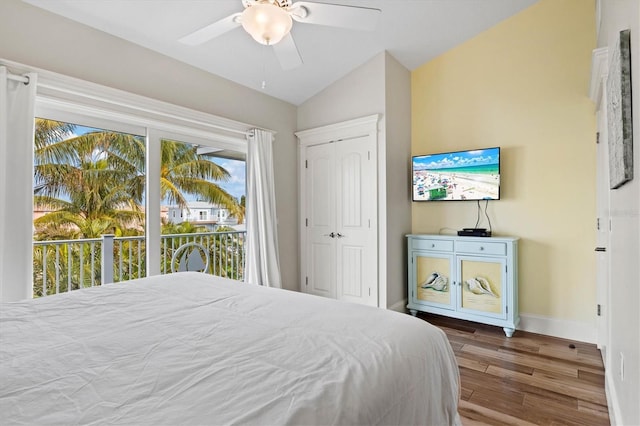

247,128,278,137
6,73,30,85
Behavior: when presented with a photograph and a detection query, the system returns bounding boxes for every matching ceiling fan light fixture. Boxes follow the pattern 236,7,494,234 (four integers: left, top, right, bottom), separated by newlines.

241,1,293,45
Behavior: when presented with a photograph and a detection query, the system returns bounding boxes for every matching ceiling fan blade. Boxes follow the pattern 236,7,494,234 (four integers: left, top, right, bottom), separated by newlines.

273,33,303,70
179,13,242,46
289,2,381,31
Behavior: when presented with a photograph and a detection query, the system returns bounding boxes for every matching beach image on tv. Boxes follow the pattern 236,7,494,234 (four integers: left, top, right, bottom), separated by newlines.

413,147,500,201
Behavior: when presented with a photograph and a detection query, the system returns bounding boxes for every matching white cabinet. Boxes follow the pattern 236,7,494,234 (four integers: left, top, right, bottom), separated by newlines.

297,116,379,306
407,234,519,337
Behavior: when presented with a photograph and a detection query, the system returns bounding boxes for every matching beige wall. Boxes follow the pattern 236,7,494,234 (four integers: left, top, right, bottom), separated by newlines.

383,53,412,308
597,1,640,424
0,0,299,291
297,54,386,130
411,0,597,333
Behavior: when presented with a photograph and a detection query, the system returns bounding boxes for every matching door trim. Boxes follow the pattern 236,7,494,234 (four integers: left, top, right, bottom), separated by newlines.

296,114,381,305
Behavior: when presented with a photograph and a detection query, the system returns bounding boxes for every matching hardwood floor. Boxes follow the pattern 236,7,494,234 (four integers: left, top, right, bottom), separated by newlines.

418,313,610,426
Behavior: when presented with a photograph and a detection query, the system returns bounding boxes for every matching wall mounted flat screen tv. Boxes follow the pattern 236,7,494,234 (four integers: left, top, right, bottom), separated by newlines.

412,147,500,201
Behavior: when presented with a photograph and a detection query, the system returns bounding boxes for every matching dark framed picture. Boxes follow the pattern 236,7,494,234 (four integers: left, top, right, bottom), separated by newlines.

607,29,634,189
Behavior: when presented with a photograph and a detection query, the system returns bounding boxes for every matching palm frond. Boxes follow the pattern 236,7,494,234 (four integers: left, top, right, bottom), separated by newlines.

34,121,244,240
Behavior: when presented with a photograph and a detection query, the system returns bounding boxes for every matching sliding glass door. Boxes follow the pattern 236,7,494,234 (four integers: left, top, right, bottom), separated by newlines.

157,137,246,279
32,116,246,297
33,118,146,295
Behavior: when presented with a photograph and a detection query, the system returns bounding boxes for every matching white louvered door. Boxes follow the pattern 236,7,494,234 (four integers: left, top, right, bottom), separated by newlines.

303,136,377,306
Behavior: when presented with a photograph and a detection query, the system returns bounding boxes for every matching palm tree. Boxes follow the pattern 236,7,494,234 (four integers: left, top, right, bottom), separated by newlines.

33,119,244,239
161,140,244,223
34,123,146,238
32,119,245,293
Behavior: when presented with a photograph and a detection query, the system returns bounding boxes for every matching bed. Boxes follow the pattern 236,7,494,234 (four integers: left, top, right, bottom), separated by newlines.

0,272,460,425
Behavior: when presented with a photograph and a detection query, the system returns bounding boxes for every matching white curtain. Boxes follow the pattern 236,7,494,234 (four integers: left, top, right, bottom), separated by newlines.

0,67,37,301
245,128,282,288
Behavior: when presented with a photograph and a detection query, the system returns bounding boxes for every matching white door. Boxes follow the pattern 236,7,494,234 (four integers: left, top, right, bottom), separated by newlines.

335,136,377,306
595,104,610,364
305,142,336,298
304,137,377,306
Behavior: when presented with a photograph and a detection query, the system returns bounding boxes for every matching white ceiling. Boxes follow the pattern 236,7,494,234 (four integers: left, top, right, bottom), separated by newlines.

22,0,538,106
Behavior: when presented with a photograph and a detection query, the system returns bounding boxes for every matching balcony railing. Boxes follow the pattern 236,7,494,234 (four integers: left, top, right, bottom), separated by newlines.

32,231,246,297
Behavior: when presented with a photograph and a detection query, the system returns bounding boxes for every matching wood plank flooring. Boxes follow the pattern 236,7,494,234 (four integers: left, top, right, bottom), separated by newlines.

417,313,610,426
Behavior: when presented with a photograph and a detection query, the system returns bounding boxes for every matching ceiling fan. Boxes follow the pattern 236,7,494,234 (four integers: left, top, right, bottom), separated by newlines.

179,0,381,70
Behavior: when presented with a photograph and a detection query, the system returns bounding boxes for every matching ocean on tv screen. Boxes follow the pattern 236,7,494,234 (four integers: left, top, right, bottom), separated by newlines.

412,148,500,201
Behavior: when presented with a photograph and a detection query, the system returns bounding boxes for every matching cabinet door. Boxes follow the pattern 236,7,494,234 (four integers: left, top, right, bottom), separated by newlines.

457,256,507,319
335,136,377,306
412,251,455,310
305,143,336,298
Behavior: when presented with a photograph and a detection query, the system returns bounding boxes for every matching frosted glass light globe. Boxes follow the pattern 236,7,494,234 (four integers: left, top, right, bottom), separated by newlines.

241,1,293,45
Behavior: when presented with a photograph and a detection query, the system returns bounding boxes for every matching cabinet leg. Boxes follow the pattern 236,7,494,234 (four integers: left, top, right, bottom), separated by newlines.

503,327,515,338
409,309,417,317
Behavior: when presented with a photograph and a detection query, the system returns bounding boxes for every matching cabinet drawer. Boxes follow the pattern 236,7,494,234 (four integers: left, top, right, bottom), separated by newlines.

411,238,454,252
455,240,506,256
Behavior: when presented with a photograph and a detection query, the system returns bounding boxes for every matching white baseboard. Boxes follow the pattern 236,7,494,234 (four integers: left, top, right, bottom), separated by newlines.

518,313,597,343
384,308,597,343
388,298,408,313
605,369,621,426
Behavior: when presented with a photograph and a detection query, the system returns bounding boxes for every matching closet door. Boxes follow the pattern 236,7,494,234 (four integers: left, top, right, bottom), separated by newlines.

335,136,377,306
305,143,336,298
297,114,380,307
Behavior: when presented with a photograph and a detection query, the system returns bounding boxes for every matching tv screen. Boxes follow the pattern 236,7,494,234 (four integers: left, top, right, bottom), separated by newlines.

412,147,500,201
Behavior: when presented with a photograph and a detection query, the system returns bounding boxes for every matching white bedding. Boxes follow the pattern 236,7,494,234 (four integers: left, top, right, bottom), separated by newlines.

0,272,460,425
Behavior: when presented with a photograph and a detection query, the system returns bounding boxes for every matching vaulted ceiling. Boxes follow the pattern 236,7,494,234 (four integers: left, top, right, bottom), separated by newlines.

22,0,538,105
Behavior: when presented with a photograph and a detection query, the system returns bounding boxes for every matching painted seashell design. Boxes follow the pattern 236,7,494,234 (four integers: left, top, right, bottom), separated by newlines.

465,276,498,297
421,272,448,292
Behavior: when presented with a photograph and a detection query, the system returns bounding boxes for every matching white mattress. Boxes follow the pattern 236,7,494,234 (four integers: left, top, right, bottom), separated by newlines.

0,272,460,425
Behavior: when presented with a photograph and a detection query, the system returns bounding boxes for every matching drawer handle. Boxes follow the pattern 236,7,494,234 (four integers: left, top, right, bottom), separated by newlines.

479,246,484,251
431,244,435,248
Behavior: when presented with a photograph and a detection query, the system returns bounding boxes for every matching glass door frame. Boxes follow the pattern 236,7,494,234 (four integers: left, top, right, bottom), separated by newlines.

35,103,248,280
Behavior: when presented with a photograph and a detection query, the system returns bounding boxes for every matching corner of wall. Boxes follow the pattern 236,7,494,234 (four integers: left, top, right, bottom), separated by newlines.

382,52,412,309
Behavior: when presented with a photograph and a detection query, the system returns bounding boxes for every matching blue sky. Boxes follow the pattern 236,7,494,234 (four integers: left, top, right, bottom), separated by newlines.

201,158,245,200
413,147,500,171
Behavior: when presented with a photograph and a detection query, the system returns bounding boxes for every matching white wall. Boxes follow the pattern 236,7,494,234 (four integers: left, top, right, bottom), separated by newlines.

298,52,412,309
597,1,640,424
0,0,299,291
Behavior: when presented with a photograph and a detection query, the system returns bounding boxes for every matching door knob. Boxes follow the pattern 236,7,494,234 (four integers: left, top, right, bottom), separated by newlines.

336,233,345,238
323,232,336,238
